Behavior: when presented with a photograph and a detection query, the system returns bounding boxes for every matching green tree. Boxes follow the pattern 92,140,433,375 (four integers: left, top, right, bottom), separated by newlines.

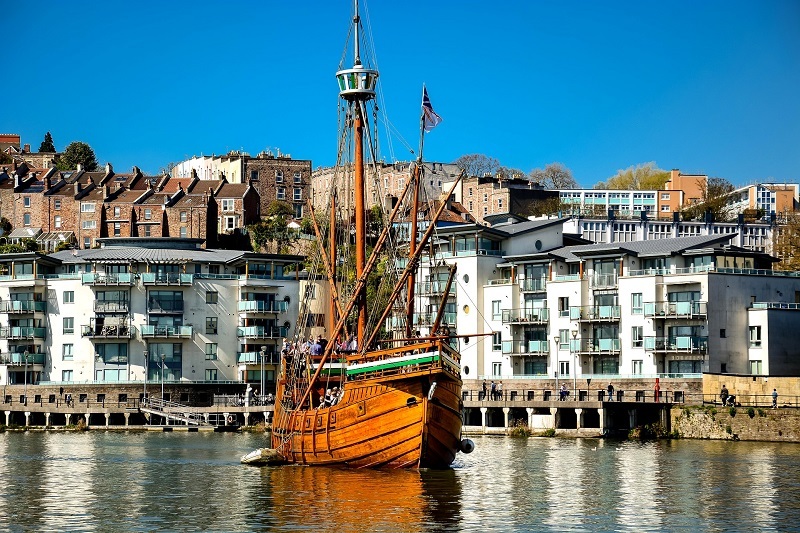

0,217,12,235
249,201,297,252
681,177,736,222
39,132,56,153
594,162,669,190
57,141,99,171
529,162,578,189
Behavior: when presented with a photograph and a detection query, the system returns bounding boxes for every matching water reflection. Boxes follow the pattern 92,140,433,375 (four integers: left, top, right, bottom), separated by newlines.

1,432,799,531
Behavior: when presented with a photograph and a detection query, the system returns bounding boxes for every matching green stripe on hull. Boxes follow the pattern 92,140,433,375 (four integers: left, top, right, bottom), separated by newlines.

346,353,438,376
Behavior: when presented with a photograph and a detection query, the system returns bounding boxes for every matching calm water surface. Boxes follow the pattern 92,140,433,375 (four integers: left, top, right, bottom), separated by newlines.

1,431,798,532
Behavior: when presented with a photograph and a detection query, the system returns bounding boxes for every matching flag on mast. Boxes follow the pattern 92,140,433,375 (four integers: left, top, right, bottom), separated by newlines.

422,86,442,132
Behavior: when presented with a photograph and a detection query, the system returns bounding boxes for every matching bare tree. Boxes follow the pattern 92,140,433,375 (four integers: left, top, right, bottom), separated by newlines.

773,214,800,271
452,154,500,177
529,162,578,189
681,177,736,222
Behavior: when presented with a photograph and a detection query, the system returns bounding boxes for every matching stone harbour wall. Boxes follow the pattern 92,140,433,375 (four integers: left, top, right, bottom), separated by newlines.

671,405,800,442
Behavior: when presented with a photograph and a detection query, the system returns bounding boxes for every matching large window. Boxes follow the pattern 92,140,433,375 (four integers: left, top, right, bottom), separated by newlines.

749,326,762,348
148,291,183,313
81,202,95,213
492,300,501,320
62,370,73,382
63,291,74,304
205,343,218,360
492,332,501,351
63,317,74,334
206,291,218,304
95,343,128,364
221,199,234,212
63,344,74,360
148,344,182,381
631,293,642,314
632,326,643,348
82,220,97,229
206,317,218,334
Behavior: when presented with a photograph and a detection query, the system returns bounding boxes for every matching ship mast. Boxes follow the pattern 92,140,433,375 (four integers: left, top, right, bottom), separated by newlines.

336,0,379,349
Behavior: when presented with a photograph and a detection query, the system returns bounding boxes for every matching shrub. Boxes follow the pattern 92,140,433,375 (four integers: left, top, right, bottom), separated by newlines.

729,407,737,417
747,407,756,419
541,428,556,437
508,420,532,438
757,408,766,417
725,425,732,434
629,423,670,440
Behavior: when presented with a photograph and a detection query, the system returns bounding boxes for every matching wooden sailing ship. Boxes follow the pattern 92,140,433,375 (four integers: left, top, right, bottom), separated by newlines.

269,0,472,468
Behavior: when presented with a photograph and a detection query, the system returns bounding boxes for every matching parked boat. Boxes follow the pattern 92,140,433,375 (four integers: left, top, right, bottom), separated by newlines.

269,0,472,468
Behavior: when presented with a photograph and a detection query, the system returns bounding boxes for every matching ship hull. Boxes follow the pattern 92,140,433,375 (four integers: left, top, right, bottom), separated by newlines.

272,369,462,469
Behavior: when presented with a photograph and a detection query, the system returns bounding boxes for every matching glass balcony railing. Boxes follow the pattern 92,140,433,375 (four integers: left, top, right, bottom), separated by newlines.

572,338,621,352
589,273,618,288
416,282,456,296
0,327,47,339
237,352,280,364
0,300,47,313
501,308,549,324
237,301,289,313
236,326,289,339
644,336,708,352
569,305,621,321
0,352,45,365
643,301,707,317
141,273,193,285
520,278,547,292
140,325,193,338
501,339,549,355
81,273,134,285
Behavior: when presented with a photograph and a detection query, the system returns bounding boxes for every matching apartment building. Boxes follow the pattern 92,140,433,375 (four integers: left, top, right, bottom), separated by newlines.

0,238,304,390
392,217,800,381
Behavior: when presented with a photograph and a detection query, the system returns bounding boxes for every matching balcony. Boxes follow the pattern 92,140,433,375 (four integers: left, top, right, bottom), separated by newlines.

148,300,184,314
140,325,193,338
81,324,136,339
81,273,135,286
501,339,549,355
570,305,621,321
502,308,549,324
0,352,45,365
0,327,46,340
237,325,289,339
237,352,280,364
141,273,193,286
644,301,707,318
486,278,512,286
644,336,708,353
520,278,547,292
0,300,46,314
573,338,621,353
417,282,456,297
94,300,129,314
414,312,457,327
237,301,289,314
589,273,618,289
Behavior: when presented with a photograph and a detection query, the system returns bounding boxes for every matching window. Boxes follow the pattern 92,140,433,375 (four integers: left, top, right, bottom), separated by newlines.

498,198,503,209
23,213,31,226
483,206,488,215
205,343,218,360
206,291,218,304
468,201,473,211
468,187,473,197
224,216,236,231
63,317,74,334
83,237,91,249
293,172,302,184
492,362,501,377
250,170,259,181
54,199,61,210
62,370,73,382
114,223,121,236
63,344,74,360
661,205,670,212
221,199,234,212
180,227,187,238
180,211,187,222
558,297,569,317
632,326,643,348
63,291,74,304
294,188,302,201
144,209,152,220
631,293,642,314
82,220,96,229
483,193,488,202
720,329,726,338
749,326,762,347
293,204,303,219
276,171,284,183
81,202,95,213
558,329,569,350
206,317,218,334
54,215,62,228
205,369,218,381
492,332,502,351
277,187,286,200
661,193,670,200
749,360,762,374
559,361,570,377
632,360,643,375
492,300,501,320
23,196,31,207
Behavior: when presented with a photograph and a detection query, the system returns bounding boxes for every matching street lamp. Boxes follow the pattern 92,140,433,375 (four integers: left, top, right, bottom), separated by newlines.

571,329,578,401
143,350,149,403
260,345,267,405
160,353,166,402
23,350,29,405
552,336,560,399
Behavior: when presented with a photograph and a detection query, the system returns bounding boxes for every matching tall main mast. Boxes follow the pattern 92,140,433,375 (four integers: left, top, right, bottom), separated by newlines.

335,0,379,349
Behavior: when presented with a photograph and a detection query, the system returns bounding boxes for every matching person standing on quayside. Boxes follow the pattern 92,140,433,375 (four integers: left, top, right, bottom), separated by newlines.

482,379,487,401
720,384,729,407
607,383,614,402
490,380,496,401
772,388,778,409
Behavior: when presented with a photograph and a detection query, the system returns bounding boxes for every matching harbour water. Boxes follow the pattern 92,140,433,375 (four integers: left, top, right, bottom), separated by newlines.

1,431,799,532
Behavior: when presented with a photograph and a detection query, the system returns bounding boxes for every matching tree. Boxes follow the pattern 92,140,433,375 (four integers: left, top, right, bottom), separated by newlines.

594,162,669,190
452,154,500,177
249,200,297,252
57,141,99,171
39,132,56,153
773,214,800,271
681,177,736,222
529,162,578,189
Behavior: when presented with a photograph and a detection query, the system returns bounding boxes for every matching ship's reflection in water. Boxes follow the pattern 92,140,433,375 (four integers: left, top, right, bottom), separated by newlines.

2,432,800,532
257,465,462,532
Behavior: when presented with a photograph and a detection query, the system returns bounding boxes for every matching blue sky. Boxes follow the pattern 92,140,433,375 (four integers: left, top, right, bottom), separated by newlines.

3,0,799,187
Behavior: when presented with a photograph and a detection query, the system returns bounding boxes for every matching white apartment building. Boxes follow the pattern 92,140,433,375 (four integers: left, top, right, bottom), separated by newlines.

0,239,305,390
398,218,800,381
